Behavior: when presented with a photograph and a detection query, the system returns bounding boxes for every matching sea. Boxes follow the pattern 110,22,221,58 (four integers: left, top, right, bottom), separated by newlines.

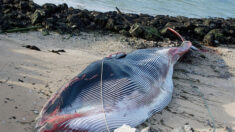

33,0,235,18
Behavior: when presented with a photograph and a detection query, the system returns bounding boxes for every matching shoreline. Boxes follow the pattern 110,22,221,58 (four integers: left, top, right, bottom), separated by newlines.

0,0,235,47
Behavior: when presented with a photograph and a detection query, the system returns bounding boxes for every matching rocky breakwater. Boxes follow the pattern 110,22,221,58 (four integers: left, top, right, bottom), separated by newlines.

0,0,235,46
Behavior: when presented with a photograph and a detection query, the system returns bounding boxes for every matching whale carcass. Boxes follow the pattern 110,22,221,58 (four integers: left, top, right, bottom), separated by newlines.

35,28,192,132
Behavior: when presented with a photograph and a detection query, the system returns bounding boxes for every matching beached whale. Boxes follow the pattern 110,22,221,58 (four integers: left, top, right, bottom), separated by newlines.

35,28,192,132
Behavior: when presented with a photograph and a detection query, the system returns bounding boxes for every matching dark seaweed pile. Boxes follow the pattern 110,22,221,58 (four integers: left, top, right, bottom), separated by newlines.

0,0,235,46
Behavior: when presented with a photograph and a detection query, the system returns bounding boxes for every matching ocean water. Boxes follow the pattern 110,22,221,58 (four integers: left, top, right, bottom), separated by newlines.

33,0,235,18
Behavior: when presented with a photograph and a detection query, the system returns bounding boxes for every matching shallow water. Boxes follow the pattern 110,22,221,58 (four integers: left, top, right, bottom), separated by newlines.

34,0,235,18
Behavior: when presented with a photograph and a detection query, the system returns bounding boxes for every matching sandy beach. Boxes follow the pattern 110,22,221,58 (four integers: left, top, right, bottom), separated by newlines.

0,31,234,132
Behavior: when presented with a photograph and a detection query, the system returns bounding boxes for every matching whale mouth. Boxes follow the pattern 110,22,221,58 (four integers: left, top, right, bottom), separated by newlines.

167,28,193,61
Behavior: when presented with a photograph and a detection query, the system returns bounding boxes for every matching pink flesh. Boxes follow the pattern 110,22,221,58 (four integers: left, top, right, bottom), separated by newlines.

168,41,192,57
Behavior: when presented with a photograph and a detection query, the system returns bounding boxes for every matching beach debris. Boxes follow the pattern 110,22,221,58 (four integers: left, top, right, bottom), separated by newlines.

31,9,45,25
22,45,41,51
49,49,66,55
35,28,193,131
2,26,42,33
18,79,24,83
9,116,16,120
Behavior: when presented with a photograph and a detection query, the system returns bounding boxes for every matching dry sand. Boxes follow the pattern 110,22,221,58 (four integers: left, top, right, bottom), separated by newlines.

0,31,234,132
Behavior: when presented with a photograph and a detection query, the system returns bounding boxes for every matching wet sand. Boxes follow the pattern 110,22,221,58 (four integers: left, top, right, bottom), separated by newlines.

0,31,234,132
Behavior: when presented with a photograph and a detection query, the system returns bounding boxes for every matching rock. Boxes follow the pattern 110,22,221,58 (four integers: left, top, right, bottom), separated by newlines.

194,27,210,40
165,22,185,30
114,25,123,31
31,9,46,25
43,17,54,29
129,23,143,37
3,9,11,14
3,0,13,4
143,26,162,40
203,29,225,46
159,27,168,35
42,3,57,14
204,19,216,28
67,14,83,28
55,22,70,33
28,1,40,11
18,1,29,10
114,124,138,132
194,27,207,36
58,3,68,11
119,29,129,36
93,13,108,28
105,18,115,30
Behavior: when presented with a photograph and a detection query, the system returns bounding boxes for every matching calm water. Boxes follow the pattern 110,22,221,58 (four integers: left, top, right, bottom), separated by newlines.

34,0,235,18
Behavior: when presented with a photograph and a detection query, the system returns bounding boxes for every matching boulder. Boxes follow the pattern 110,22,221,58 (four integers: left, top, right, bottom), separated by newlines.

93,13,108,28
58,3,68,11
203,19,217,29
31,9,45,25
143,26,162,40
203,29,225,46
194,27,209,40
42,17,54,29
105,18,115,30
67,14,83,28
3,0,13,4
18,1,29,10
42,3,57,14
129,23,143,37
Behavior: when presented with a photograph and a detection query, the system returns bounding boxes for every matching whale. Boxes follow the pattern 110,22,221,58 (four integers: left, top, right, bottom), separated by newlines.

35,28,192,132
